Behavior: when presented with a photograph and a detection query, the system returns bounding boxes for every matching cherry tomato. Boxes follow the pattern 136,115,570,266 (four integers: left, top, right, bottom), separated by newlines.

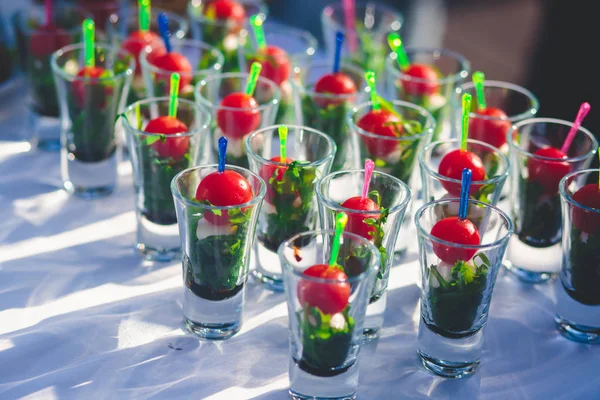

527,147,571,194
216,93,261,139
72,66,111,108
571,184,600,234
313,72,357,107
204,0,246,32
399,63,439,97
430,216,480,264
297,264,351,315
195,169,253,225
149,51,193,91
29,25,71,58
340,196,380,240
356,109,403,158
259,156,293,204
144,116,190,160
438,149,486,196
121,30,165,74
249,45,291,86
468,107,511,151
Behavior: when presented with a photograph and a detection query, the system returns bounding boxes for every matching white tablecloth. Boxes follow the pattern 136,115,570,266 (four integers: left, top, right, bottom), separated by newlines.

1,75,599,400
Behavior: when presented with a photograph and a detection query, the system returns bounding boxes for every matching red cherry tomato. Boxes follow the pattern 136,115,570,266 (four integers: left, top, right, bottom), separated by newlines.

72,66,111,108
204,0,246,32
149,52,193,92
571,184,600,234
468,107,511,151
297,264,351,315
195,169,253,225
438,149,486,196
144,116,190,160
527,147,571,194
216,93,261,139
28,25,71,58
259,156,293,204
430,217,480,264
356,109,403,158
121,30,165,74
340,196,380,240
313,72,357,107
399,63,440,97
250,45,291,86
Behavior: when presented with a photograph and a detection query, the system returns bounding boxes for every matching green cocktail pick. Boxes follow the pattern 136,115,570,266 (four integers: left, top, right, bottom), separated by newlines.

169,73,180,118
365,71,380,111
387,32,410,71
279,125,288,161
245,62,262,96
139,0,150,32
461,92,473,151
135,102,141,130
82,18,95,68
250,14,266,50
472,71,487,111
329,212,349,267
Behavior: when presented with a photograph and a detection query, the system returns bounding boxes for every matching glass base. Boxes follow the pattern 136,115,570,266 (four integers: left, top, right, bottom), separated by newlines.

555,280,600,344
136,215,180,262
184,318,241,340
64,181,115,199
504,260,555,284
36,138,61,152
28,108,60,151
251,268,284,292
555,316,600,344
418,350,480,379
505,237,560,283
252,240,284,292
363,291,386,339
62,149,118,199
136,243,180,262
289,358,358,400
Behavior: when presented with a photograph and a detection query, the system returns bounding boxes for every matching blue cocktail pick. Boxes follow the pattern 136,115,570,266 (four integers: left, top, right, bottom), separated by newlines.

158,12,171,53
218,136,227,173
333,31,344,73
458,168,472,220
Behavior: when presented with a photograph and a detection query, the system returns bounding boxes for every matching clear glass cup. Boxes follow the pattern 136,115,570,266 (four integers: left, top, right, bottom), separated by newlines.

237,20,318,124
245,125,337,292
194,72,280,168
505,118,598,283
385,49,470,148
557,168,600,344
321,1,403,75
291,60,366,172
171,164,266,340
316,169,411,337
415,198,513,378
419,138,510,206
348,100,435,258
187,0,267,73
51,43,135,198
14,4,90,151
121,97,211,262
279,230,380,399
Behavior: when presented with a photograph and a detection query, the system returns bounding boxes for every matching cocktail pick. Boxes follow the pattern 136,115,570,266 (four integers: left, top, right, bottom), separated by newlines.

365,71,380,111
158,12,172,53
329,211,349,267
387,32,410,71
458,168,472,220
333,31,344,74
560,102,591,154
361,159,375,200
279,125,288,161
342,0,357,52
245,62,262,96
135,102,142,130
139,0,150,33
249,14,266,50
218,136,228,173
461,92,473,151
82,18,95,68
169,72,180,118
472,71,486,111
45,0,52,26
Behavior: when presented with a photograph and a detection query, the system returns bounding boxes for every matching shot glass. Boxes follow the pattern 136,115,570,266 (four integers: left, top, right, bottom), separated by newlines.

237,20,318,124
348,100,435,257
419,139,510,207
171,164,266,340
316,169,411,337
14,4,89,150
280,230,380,399
321,1,403,75
506,118,598,283
557,168,600,343
51,43,135,198
122,97,211,262
291,60,366,172
385,49,470,146
415,198,513,378
194,72,280,168
187,0,267,73
245,125,337,291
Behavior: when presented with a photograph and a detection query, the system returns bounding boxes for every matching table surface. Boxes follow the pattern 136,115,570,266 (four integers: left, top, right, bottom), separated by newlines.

1,70,599,400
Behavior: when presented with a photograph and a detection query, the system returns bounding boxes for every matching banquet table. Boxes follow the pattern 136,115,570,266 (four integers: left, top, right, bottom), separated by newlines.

1,69,600,400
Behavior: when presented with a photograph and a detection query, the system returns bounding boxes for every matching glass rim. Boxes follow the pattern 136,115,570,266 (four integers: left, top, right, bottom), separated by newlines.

507,117,599,163
194,72,281,112
559,168,600,214
414,198,514,250
51,42,136,82
120,97,212,138
456,80,540,122
245,124,337,167
15,4,91,36
139,38,225,76
187,0,268,28
238,25,319,58
348,100,436,142
171,164,267,210
278,229,381,284
106,6,189,34
316,169,412,216
387,49,471,86
322,1,404,28
291,60,366,100
419,138,510,185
